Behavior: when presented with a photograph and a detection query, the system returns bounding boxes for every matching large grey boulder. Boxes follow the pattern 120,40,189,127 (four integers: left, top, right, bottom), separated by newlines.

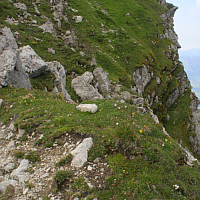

71,71,103,101
71,138,93,167
18,45,47,78
93,67,110,96
46,61,73,102
0,27,31,89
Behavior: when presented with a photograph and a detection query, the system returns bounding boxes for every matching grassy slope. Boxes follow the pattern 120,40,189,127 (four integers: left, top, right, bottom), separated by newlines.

0,0,199,198
1,87,200,199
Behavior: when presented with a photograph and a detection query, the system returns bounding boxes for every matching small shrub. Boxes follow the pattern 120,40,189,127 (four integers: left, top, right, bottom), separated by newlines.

56,153,73,166
54,170,71,183
13,150,25,159
25,151,40,163
73,177,90,193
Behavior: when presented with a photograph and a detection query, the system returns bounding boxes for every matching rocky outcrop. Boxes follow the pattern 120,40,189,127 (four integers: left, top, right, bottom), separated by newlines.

0,27,73,101
0,27,31,89
160,1,181,51
71,71,103,101
19,45,47,78
166,71,191,108
190,110,200,154
18,45,73,101
132,65,153,96
93,67,110,96
46,61,72,102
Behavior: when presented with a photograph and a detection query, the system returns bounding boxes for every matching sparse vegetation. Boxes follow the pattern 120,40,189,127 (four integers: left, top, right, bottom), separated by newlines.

54,170,71,183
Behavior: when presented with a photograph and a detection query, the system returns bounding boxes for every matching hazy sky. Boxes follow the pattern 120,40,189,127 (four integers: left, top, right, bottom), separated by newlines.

167,0,200,51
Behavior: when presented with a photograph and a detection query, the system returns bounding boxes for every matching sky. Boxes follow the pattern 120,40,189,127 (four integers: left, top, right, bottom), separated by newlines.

167,0,200,51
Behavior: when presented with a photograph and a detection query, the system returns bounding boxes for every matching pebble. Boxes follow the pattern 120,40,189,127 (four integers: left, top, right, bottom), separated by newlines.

87,165,92,171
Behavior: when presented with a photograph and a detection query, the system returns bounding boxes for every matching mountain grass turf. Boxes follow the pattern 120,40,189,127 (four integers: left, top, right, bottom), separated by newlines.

1,87,200,199
0,0,192,126
0,0,199,198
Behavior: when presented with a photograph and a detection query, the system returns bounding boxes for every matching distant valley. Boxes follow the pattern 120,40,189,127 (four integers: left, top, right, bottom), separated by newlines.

179,49,200,99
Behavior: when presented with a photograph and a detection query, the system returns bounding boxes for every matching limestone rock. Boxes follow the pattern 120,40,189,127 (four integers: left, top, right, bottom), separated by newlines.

32,2,40,14
190,92,200,112
93,67,110,96
0,180,18,194
48,48,55,54
0,27,31,89
71,71,103,101
149,110,159,124
19,45,47,78
6,140,15,151
132,65,153,95
17,129,25,139
64,30,78,48
160,4,181,51
190,109,200,154
5,16,18,25
11,159,29,180
46,61,73,102
4,163,15,172
76,104,98,113
166,86,179,108
74,16,83,23
39,20,54,34
13,3,27,11
121,91,131,101
0,99,3,107
71,138,93,167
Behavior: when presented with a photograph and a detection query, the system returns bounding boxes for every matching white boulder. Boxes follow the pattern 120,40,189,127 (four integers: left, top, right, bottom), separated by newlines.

76,104,98,113
71,138,93,167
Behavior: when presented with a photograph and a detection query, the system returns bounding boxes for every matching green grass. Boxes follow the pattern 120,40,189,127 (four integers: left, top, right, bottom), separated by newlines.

0,0,199,199
1,87,200,199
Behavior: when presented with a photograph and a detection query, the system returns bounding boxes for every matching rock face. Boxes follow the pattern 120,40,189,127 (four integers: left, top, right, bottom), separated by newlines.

76,104,98,113
0,27,31,89
160,1,181,51
0,27,73,101
190,109,200,154
71,138,93,167
46,61,72,102
19,45,47,78
132,65,153,95
166,71,191,108
71,71,103,101
93,67,110,96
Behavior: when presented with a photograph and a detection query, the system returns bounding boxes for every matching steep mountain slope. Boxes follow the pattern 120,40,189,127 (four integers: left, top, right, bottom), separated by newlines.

0,0,200,199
